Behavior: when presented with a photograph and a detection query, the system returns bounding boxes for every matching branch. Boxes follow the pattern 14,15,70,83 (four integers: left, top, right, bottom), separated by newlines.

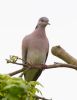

8,62,77,76
6,53,77,76
51,45,77,65
35,95,52,100
8,68,25,76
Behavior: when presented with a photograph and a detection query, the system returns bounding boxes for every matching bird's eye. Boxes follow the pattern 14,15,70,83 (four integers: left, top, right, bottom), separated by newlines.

41,20,44,22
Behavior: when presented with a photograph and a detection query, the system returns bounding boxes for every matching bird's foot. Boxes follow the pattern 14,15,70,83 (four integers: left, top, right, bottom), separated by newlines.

40,64,48,69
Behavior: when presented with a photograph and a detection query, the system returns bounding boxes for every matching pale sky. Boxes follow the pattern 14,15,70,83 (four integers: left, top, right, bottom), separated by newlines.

0,0,77,100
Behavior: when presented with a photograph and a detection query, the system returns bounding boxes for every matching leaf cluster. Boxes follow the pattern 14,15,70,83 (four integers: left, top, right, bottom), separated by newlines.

0,74,42,100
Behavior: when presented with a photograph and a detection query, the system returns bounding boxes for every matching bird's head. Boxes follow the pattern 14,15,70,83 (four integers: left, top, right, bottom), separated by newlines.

36,17,50,29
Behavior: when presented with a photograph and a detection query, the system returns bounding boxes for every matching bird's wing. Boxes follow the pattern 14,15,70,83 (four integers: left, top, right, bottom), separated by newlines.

45,41,49,63
22,37,28,64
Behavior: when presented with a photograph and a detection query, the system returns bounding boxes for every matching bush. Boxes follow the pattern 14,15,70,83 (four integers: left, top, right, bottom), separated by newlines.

0,74,42,100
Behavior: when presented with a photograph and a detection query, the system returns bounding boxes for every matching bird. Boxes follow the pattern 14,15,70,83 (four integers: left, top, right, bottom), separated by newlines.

22,17,49,81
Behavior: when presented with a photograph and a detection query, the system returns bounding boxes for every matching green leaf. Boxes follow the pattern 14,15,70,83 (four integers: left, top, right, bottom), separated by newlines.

0,74,42,99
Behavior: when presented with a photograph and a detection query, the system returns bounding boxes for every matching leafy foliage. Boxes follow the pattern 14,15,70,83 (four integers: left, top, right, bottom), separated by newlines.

6,55,19,63
0,74,42,100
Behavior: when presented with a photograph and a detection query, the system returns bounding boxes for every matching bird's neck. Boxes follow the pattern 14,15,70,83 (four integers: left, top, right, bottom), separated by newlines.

34,27,46,38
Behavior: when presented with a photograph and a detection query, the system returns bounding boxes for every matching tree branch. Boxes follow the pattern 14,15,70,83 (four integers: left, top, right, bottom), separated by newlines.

51,45,77,65
8,62,77,76
35,95,52,100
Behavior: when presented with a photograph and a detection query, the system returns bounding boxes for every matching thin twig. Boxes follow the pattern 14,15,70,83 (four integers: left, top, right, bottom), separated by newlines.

8,68,25,76
19,72,24,77
35,95,52,100
46,63,77,70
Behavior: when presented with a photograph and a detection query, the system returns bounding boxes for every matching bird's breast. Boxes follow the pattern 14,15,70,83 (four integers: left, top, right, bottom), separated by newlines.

27,50,46,64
